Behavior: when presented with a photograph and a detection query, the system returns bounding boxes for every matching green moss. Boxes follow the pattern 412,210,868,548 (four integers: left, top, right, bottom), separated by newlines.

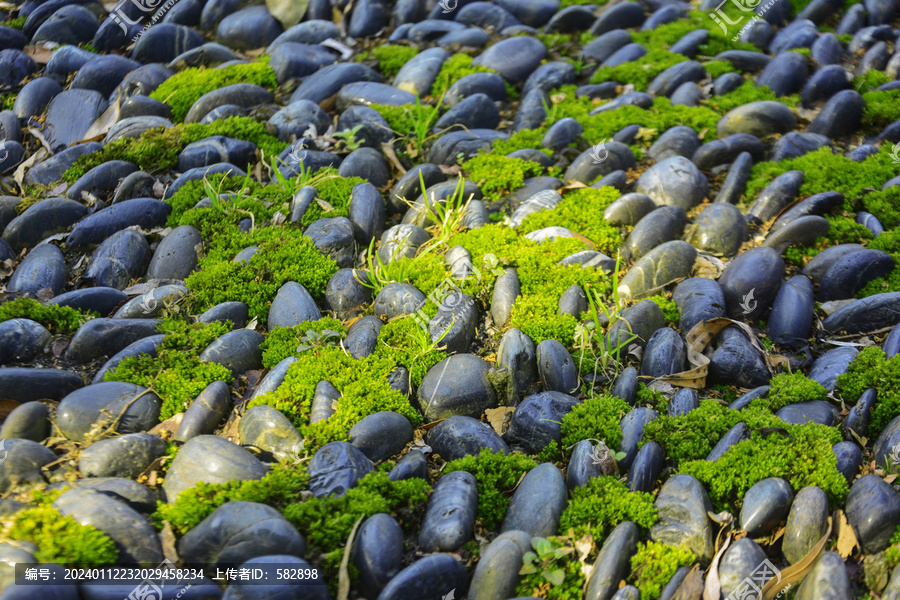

515,535,586,599
431,53,514,100
837,347,900,438
560,394,631,450
646,294,679,324
636,384,669,414
5,491,118,565
1,94,15,111
63,117,286,181
862,88,900,132
372,45,419,78
149,62,277,122
744,145,900,207
630,10,757,56
823,215,874,246
249,338,425,453
462,154,546,202
680,421,847,509
705,79,800,115
444,449,537,529
0,298,96,335
518,187,622,252
642,400,746,463
281,471,430,573
631,541,695,600
2,16,26,29
184,226,339,324
854,70,892,94
859,253,900,297
154,463,310,535
703,59,741,78
590,48,687,91
105,317,233,420
559,475,657,543
491,129,553,156
860,186,900,229
751,371,827,412
376,315,447,385
261,318,346,368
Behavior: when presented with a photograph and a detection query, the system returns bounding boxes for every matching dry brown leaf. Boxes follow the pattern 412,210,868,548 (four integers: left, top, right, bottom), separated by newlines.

79,97,121,143
484,406,515,436
337,515,364,600
673,565,704,600
22,45,55,64
835,509,858,559
760,512,834,600
702,534,731,600
13,146,49,189
160,521,180,564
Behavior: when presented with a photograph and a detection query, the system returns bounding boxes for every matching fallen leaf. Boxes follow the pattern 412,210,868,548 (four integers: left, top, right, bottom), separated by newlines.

13,146,49,190
316,198,335,212
702,534,730,600
835,509,858,558
22,44,54,64
266,0,309,29
159,521,180,564
79,97,121,143
484,406,515,436
673,565,703,600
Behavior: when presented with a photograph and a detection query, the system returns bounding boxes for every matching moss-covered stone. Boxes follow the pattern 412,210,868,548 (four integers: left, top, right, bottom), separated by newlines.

0,298,95,335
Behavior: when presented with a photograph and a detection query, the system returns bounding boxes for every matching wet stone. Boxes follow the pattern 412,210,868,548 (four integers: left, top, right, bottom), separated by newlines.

651,474,715,563
426,415,509,462
349,411,413,463
501,463,567,537
739,477,794,537
238,405,303,462
506,391,579,454
79,432,167,479
418,470,478,552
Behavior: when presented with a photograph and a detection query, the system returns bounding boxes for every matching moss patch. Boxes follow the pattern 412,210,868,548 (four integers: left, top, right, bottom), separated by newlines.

371,45,419,78
461,154,546,201
631,541,695,600
0,298,96,335
837,347,900,439
559,475,658,543
444,449,537,529
560,393,631,449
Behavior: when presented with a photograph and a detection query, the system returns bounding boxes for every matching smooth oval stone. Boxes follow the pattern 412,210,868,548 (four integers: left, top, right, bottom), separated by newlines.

268,100,330,141
250,357,298,402
607,300,667,358
42,88,106,151
348,182,386,246
175,380,232,443
85,229,151,290
164,435,266,502
624,206,688,261
819,249,895,301
0,368,83,406
324,268,372,318
289,62,383,106
92,334,165,385
857,210,886,237
641,327,687,378
304,216,355,268
0,319,50,363
619,407,658,472
714,151,754,204
354,513,404,593
673,277,726,333
238,405,302,461
177,135,256,170
310,380,340,425
568,439,616,490
132,23,206,65
54,488,163,566
469,529,531,600
845,388,877,440
769,132,832,162
628,440,664,493
801,64,851,107
719,537,767,599
269,41,336,84
55,382,160,442
776,400,840,426
767,275,815,346
79,432,166,478
610,586,641,600
809,89,865,138
349,411,413,463
686,202,748,257
757,51,808,96
25,142,102,187
429,292,478,354
747,170,805,224
717,101,798,137
612,366,639,404
718,246,784,320
559,283,587,318
497,328,538,405
47,288,123,318
66,198,172,249
602,193,656,227
809,346,859,391
803,243,867,285
373,282,426,320
0,401,50,442
729,390,764,412
770,191,844,233
847,472,900,553
473,36,546,82
391,46,448,97
426,415,508,461
491,268,521,327
113,284,188,319
389,164,447,213
618,241,698,303
783,486,829,564
542,117,583,151
67,160,140,202
343,315,381,359
536,339,579,394
215,5,282,51
267,281,321,329
220,555,327,600
3,197,88,251
506,391,578,454
706,419,750,460
0,439,56,493
834,442,863,483
179,500,305,570
651,474,715,563
7,243,66,298
585,521,639,600
635,155,708,210
501,462,566,537
591,2,646,35
739,477,794,536
418,470,478,552
308,440,373,498
564,142,637,185
648,125,700,162
668,388,699,417
388,447,428,482
338,147,390,187
795,551,852,600
184,83,273,124
375,553,467,600
198,329,263,377
714,72,744,96
145,225,201,280
647,61,706,98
